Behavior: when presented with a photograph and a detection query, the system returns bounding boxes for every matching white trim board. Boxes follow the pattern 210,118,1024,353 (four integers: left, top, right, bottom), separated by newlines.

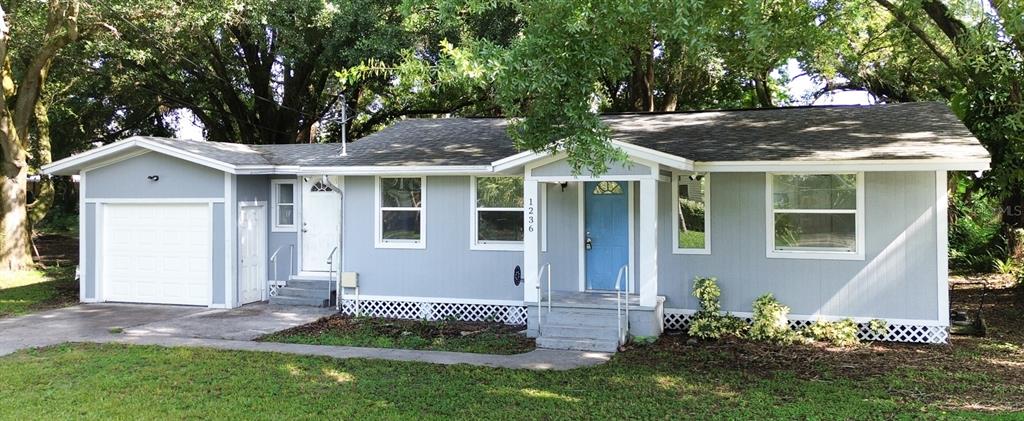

85,198,225,203
662,308,948,327
695,158,990,173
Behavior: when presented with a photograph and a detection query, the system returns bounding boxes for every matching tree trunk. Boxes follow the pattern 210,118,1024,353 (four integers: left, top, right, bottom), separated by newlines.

29,100,53,226
753,71,773,107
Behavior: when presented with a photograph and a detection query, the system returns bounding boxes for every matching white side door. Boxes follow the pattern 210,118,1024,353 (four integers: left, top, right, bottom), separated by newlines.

238,203,266,304
300,176,341,272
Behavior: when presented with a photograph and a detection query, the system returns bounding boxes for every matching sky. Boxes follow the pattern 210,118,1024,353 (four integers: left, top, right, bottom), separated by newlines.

174,59,874,141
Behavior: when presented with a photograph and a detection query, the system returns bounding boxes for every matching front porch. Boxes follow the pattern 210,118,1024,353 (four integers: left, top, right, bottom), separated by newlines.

513,150,692,350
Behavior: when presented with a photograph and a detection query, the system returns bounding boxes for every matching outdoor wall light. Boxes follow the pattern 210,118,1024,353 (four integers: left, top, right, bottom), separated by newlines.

147,175,160,181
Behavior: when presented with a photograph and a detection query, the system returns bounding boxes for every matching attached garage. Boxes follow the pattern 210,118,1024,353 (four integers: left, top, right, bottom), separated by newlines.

42,139,250,308
101,203,212,306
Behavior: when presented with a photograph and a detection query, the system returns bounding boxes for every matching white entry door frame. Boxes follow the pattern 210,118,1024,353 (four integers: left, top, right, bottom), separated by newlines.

238,202,267,304
298,175,343,274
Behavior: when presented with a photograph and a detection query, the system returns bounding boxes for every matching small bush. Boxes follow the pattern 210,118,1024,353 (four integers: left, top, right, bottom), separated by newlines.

868,319,888,337
687,277,746,340
803,319,860,347
749,293,797,343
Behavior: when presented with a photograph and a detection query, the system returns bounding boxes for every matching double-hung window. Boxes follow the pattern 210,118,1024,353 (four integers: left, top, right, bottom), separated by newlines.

673,172,710,254
471,176,524,250
376,177,426,248
767,173,864,260
271,179,297,232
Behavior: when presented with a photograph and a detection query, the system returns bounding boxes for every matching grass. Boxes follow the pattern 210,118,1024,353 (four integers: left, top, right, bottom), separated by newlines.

0,338,1016,420
0,265,77,318
678,229,706,248
0,275,1020,418
260,315,535,355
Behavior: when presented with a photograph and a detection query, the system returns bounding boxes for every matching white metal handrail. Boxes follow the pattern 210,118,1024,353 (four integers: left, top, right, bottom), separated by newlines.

327,246,339,308
535,263,551,333
268,244,293,299
614,264,630,346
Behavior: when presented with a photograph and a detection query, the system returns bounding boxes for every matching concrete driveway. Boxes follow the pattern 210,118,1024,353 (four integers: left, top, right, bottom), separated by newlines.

0,303,334,357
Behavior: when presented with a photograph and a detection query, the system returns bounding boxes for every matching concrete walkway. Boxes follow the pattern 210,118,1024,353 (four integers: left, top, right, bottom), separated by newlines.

0,303,612,370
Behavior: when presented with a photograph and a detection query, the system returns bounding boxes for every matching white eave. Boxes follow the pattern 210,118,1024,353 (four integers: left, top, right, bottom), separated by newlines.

43,136,245,175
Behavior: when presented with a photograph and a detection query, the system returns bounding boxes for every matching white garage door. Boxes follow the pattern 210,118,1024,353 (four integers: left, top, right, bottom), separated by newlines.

102,203,212,305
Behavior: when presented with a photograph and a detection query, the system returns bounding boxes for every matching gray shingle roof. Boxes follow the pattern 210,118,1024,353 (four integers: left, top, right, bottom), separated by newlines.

134,102,989,168
602,102,989,162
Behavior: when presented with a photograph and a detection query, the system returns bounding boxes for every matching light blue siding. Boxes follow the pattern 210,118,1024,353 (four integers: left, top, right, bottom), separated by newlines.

532,158,651,177
85,152,224,198
343,176,523,301
212,203,226,305
540,183,580,290
657,172,939,321
84,203,96,299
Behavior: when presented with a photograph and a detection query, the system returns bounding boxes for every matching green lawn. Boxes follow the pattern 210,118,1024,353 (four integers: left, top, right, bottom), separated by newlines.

260,315,535,355
678,230,706,248
0,265,77,318
0,339,1016,420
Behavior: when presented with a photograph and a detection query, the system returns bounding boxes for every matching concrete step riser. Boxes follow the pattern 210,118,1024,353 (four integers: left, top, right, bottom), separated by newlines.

284,280,333,290
536,337,618,353
543,313,620,328
269,296,329,307
540,325,619,340
277,287,333,299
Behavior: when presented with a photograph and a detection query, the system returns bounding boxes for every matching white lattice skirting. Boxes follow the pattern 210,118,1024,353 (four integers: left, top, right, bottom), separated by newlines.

663,309,949,344
340,299,528,325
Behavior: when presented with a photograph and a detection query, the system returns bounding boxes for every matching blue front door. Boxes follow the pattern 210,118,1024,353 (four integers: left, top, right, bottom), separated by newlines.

585,181,629,291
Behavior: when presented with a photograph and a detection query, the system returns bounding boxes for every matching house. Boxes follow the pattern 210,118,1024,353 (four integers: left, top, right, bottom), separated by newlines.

43,102,990,351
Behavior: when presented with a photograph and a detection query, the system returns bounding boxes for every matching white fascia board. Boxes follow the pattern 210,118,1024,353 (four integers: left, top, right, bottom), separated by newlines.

493,142,695,173
43,136,241,175
296,165,495,176
695,158,991,172
610,140,694,171
491,150,549,172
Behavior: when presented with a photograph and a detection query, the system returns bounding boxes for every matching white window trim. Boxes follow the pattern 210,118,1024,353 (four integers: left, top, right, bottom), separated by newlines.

765,172,865,260
270,179,297,232
470,176,525,251
375,176,427,249
672,172,711,255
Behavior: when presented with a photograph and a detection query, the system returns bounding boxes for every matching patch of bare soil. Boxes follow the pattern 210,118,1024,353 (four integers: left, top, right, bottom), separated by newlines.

33,233,78,266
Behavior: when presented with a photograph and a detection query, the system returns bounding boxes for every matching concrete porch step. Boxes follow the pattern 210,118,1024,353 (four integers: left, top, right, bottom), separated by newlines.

536,336,619,353
269,295,330,308
542,310,620,328
277,287,332,299
283,279,333,290
540,323,619,340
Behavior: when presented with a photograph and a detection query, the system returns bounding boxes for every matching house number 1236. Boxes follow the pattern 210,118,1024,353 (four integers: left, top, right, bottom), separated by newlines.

527,198,535,233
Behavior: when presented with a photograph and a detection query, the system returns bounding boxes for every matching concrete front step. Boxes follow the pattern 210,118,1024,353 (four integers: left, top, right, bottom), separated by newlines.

536,336,619,353
269,295,330,307
277,287,332,299
284,279,333,290
542,310,620,328
540,323,619,341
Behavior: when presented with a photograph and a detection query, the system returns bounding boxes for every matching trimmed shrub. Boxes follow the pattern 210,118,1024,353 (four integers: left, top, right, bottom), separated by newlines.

687,277,746,339
803,319,860,347
749,293,797,343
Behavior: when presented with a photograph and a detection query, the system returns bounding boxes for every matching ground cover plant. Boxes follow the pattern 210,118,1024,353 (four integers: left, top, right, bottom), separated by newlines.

260,315,535,355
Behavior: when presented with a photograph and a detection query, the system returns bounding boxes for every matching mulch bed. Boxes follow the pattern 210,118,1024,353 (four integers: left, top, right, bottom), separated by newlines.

261,314,536,354
617,274,1024,412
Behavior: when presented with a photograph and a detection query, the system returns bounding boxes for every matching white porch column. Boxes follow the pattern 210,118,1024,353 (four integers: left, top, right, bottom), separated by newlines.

638,178,658,307
524,179,540,303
